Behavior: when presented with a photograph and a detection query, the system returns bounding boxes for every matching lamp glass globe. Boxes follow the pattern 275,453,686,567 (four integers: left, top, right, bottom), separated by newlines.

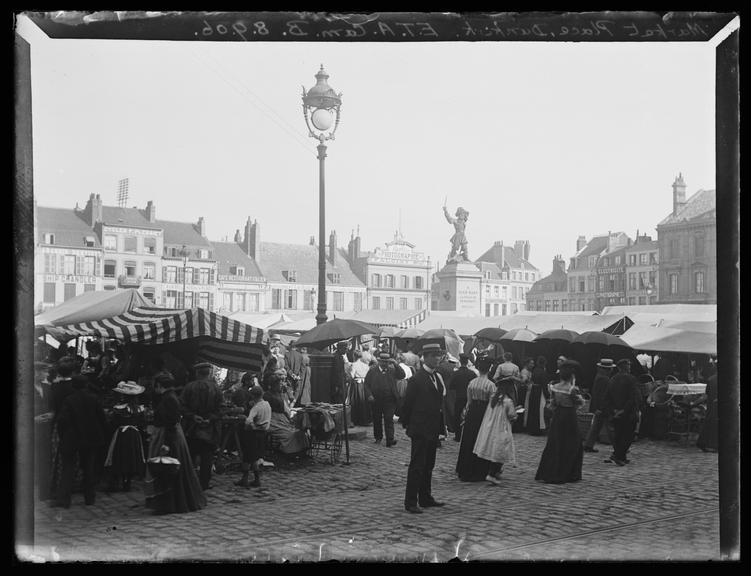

311,108,333,131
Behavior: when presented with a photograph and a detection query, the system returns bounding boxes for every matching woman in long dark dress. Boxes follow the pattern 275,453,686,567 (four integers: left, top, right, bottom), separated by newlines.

524,356,551,436
455,356,496,482
535,360,585,484
144,374,206,515
696,372,718,452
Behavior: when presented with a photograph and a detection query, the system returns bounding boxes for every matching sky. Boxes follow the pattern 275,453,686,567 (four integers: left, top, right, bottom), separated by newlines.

19,14,717,278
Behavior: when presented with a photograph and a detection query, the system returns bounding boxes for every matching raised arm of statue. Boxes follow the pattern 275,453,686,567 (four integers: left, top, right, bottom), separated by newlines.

443,205,456,225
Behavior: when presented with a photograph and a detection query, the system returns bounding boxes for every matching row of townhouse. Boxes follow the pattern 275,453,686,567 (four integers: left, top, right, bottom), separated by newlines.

33,195,430,320
526,174,716,312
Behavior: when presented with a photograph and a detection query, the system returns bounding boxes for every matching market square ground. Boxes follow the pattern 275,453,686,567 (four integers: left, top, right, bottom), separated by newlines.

21,427,718,562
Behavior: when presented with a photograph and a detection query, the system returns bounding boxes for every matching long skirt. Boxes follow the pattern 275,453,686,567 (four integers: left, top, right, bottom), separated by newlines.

268,413,309,454
104,426,145,478
474,402,516,465
525,385,547,435
535,406,583,484
455,400,491,482
696,401,718,451
349,380,372,426
144,425,206,515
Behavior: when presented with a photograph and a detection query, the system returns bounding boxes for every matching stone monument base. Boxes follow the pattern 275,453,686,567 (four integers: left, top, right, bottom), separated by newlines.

435,261,482,313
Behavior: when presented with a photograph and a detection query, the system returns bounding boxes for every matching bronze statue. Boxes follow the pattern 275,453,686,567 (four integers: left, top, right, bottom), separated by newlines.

443,200,470,263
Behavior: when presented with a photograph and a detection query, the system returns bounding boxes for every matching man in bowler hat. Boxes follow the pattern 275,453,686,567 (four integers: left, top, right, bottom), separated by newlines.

365,352,405,446
400,342,447,514
583,358,616,452
603,358,639,466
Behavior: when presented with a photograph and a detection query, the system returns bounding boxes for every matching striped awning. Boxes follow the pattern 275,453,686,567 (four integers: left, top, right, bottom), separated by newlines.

48,307,269,371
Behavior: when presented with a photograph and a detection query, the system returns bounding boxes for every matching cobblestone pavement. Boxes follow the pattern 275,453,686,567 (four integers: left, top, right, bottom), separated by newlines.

21,427,720,563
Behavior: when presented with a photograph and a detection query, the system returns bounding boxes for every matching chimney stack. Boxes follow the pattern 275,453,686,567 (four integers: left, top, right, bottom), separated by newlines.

146,200,156,223
310,235,316,246
576,235,586,252
197,217,206,237
234,229,242,244
672,173,687,216
329,230,337,264
84,193,103,227
250,219,260,263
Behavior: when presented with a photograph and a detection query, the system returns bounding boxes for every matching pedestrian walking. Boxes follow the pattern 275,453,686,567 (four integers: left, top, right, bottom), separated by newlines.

473,378,517,485
602,358,639,466
583,358,616,453
448,354,475,442
524,356,551,436
54,375,109,508
349,350,373,426
455,356,496,482
535,359,585,484
144,373,206,515
400,342,447,514
180,362,222,490
236,386,271,488
365,352,405,447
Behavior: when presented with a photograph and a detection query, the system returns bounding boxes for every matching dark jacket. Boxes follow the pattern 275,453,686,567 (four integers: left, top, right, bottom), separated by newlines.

180,378,222,444
603,372,639,417
448,366,475,401
56,388,109,449
589,373,611,413
364,363,405,405
400,368,445,440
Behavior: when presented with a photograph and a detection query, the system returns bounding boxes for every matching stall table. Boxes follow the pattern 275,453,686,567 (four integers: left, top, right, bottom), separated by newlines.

666,382,707,445
293,403,347,464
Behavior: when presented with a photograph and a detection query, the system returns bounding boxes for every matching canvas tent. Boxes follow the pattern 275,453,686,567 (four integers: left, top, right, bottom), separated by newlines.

494,312,633,335
34,288,149,332
227,311,294,330
48,306,269,371
620,324,717,356
416,313,509,336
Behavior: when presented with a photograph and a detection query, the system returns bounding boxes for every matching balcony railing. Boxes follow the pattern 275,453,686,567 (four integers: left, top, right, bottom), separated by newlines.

118,275,142,288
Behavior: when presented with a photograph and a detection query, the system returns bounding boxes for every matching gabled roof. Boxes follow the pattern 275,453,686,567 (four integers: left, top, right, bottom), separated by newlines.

259,242,365,287
576,235,609,259
658,189,716,227
36,207,100,248
156,219,211,247
211,242,264,277
102,206,161,230
475,244,539,270
528,263,567,294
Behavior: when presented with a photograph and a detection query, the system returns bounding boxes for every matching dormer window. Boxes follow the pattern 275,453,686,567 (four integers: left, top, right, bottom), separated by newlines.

84,235,95,247
328,272,341,284
44,233,55,245
284,270,297,282
199,249,209,259
230,265,245,276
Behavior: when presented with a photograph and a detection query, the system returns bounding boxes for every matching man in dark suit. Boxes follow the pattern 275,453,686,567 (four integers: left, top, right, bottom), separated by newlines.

448,354,476,442
54,375,109,508
399,342,447,514
603,358,639,466
364,352,405,446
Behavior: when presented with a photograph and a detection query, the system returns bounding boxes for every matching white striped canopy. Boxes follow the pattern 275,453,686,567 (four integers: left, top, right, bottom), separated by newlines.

47,307,269,371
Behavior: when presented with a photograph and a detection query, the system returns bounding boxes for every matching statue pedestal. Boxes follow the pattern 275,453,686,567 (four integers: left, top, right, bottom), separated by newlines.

435,261,482,313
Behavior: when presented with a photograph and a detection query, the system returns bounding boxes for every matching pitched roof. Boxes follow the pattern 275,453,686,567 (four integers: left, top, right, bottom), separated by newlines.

658,189,716,226
210,241,264,277
36,207,100,248
259,242,365,287
576,235,609,258
101,206,161,229
528,262,567,293
156,219,211,247
475,244,538,270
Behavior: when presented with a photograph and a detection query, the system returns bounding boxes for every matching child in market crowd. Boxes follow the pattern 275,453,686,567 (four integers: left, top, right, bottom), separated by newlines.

236,385,271,488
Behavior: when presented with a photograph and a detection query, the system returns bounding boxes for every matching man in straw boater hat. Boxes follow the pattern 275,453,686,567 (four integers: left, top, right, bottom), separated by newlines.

399,342,447,514
180,362,222,490
583,358,616,453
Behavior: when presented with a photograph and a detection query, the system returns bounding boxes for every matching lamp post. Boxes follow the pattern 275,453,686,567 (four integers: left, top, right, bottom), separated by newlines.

302,65,342,325
179,244,189,308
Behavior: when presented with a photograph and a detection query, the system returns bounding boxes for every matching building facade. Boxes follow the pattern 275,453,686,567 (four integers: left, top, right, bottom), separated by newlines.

594,244,629,310
34,203,104,312
212,239,266,314
624,233,659,306
474,240,539,316
566,232,630,312
347,230,432,313
656,175,716,304
527,255,568,312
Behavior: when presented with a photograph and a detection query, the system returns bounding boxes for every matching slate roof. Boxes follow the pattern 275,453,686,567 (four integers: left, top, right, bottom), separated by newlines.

475,244,539,270
101,206,161,230
528,263,567,294
156,219,211,247
36,207,101,248
259,242,365,287
211,242,264,277
575,235,609,259
657,189,716,226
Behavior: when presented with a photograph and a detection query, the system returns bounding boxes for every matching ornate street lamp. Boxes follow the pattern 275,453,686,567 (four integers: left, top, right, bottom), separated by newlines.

302,65,343,325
